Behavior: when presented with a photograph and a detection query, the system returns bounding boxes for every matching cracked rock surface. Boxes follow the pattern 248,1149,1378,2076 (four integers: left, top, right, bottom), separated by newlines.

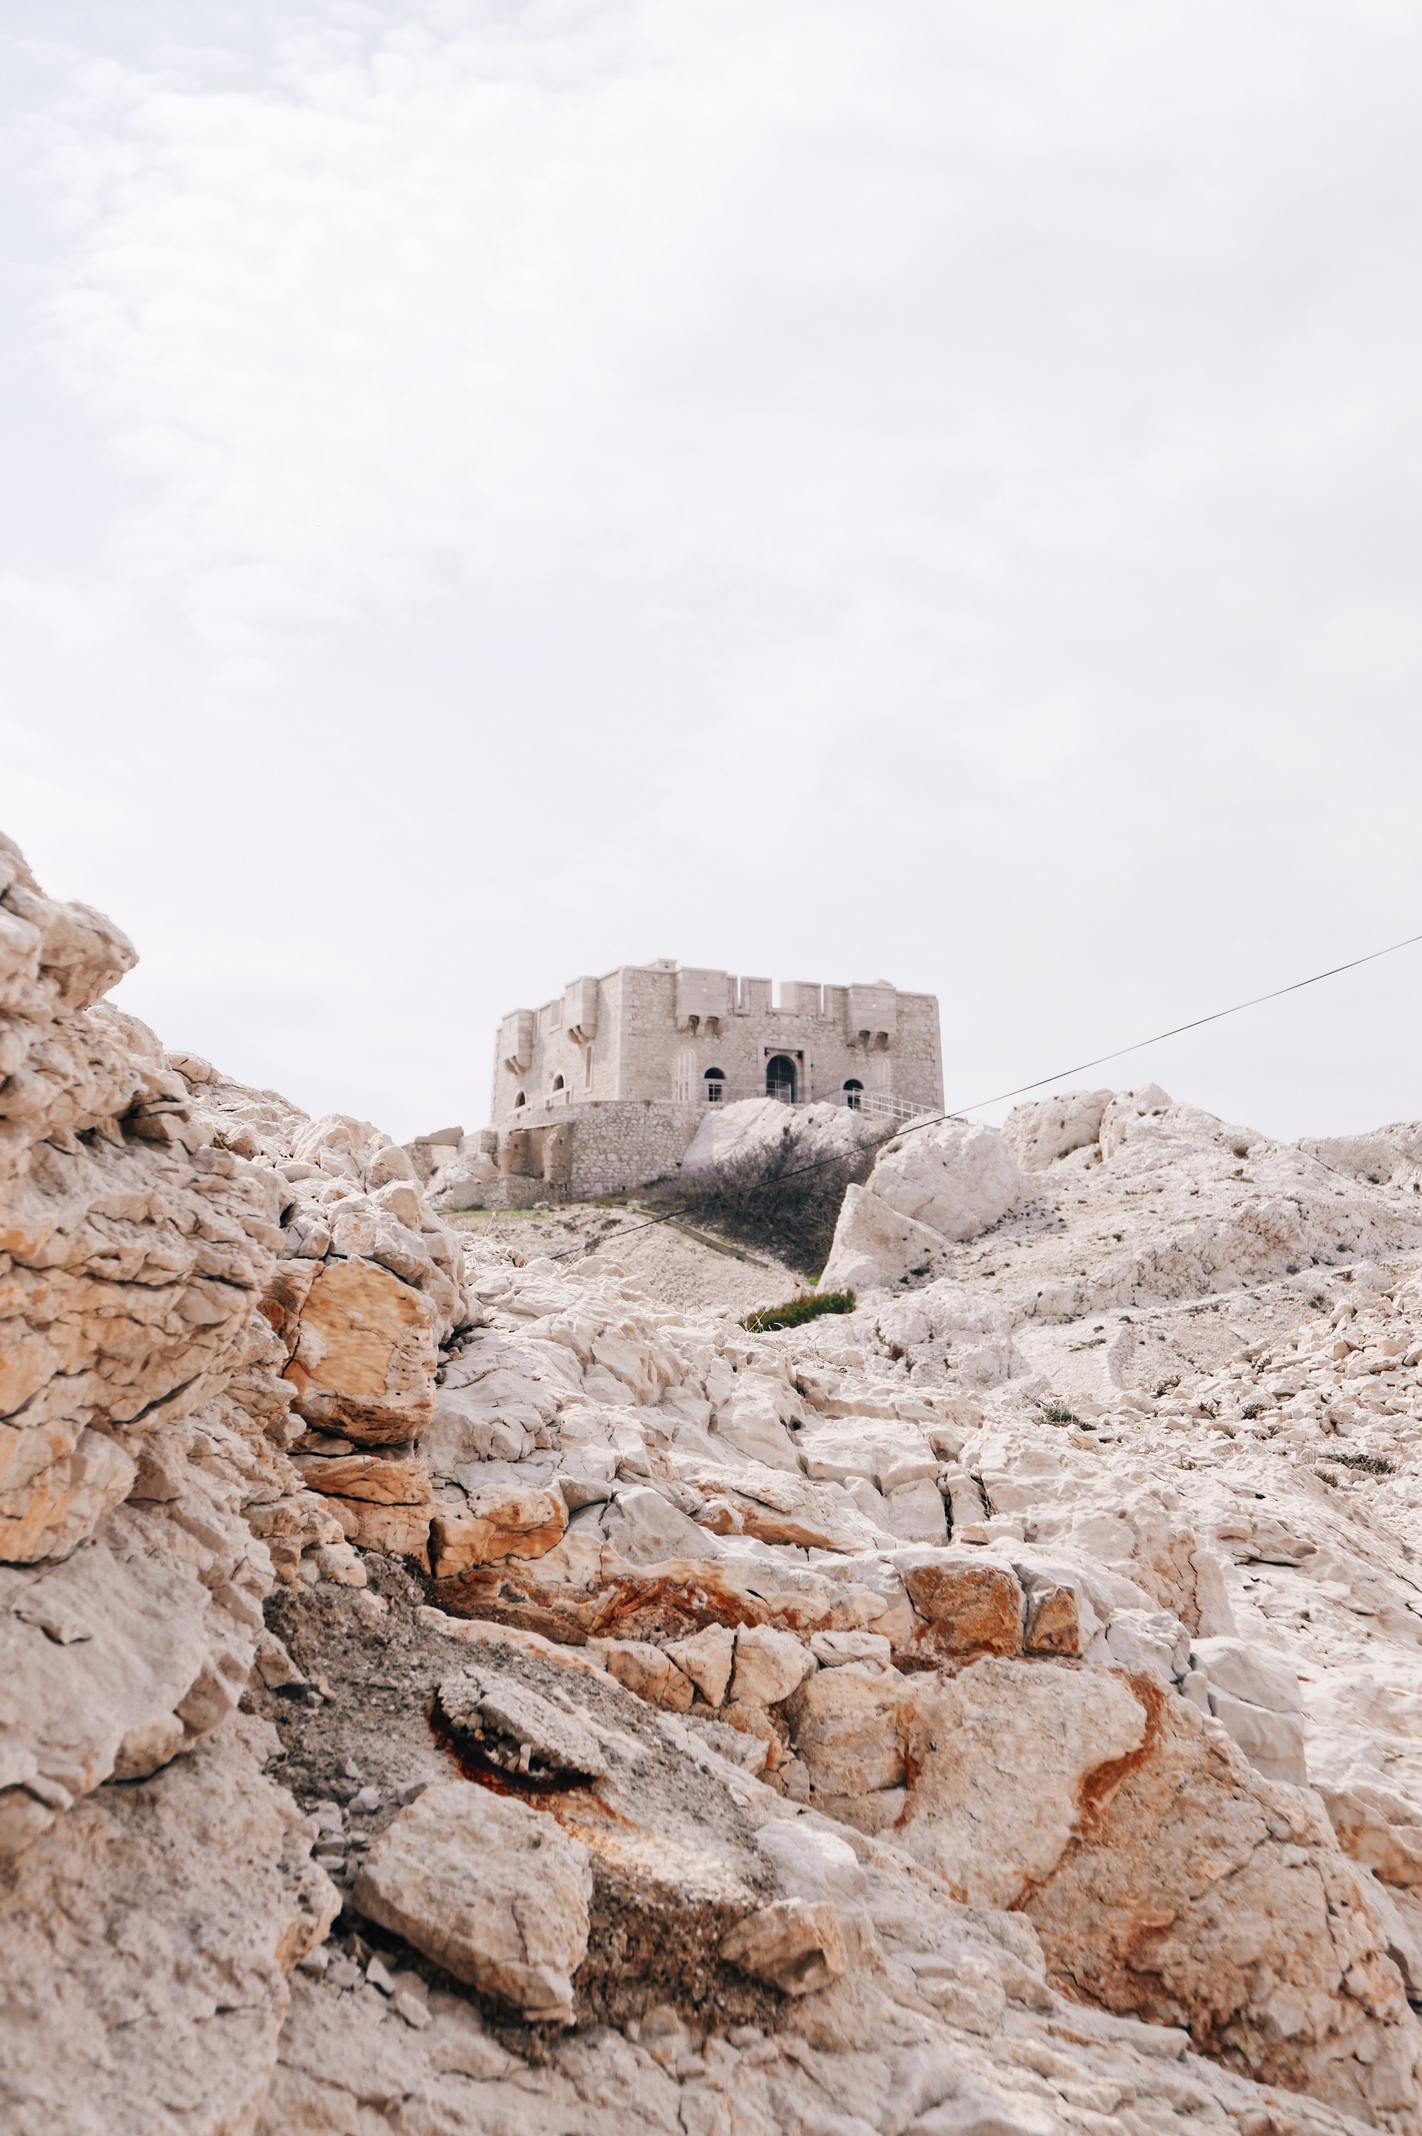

4,831,1422,2133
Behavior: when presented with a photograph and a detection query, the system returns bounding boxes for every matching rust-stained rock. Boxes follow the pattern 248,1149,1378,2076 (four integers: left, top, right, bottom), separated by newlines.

1022,1685,1422,2125
282,1258,439,1446
430,1483,568,1577
1023,1581,1084,1657
435,1670,610,1783
291,1446,433,1507
898,1658,1147,1906
898,1549,1023,1657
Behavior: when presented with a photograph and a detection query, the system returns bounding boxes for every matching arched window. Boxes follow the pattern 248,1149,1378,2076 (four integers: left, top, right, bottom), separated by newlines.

703,1066,726,1104
765,1055,797,1104
513,1090,526,1108
551,1074,564,1092
843,1077,864,1111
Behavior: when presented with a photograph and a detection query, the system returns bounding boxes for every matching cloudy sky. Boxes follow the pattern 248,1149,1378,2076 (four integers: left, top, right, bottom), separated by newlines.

4,1,1421,1141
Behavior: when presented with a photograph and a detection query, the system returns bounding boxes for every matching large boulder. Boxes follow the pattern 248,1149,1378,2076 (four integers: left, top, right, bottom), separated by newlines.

352,1781,593,2024
1019,1679,1422,2125
821,1120,1022,1290
1002,1088,1111,1170
867,1120,1024,1240
680,1097,877,1184
0,1716,335,2133
819,1182,945,1292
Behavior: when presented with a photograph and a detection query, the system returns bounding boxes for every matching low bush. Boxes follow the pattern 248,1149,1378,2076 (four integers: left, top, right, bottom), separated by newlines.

741,1290,857,1333
1326,1448,1397,1477
667,1121,882,1273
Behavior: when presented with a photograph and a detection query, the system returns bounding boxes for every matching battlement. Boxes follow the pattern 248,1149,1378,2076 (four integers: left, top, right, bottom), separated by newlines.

489,959,942,1132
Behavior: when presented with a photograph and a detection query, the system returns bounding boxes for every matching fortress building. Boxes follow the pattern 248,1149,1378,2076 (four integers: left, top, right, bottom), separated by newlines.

459,960,943,1204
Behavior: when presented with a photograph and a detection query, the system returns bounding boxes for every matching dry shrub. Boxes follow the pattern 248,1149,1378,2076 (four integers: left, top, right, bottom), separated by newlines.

667,1120,883,1275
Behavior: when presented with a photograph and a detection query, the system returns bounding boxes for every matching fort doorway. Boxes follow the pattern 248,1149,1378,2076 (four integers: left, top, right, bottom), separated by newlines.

765,1054,798,1103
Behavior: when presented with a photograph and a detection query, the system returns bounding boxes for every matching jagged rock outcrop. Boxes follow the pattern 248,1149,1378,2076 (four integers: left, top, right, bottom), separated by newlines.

6,833,1422,2135
680,1094,880,1182
0,835,467,2123
1,1716,336,2133
822,1117,1024,1288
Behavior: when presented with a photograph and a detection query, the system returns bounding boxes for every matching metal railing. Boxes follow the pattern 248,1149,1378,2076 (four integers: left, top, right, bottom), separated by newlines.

511,1082,931,1125
677,1081,929,1123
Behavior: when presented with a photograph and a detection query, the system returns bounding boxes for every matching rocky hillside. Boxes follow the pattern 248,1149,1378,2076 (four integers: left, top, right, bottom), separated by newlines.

4,833,1422,2134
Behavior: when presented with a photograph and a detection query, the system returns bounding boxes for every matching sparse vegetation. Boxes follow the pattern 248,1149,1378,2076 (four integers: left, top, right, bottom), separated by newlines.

740,1289,856,1334
1040,1400,1080,1425
1069,1337,1107,1351
1325,1449,1397,1477
666,1123,880,1273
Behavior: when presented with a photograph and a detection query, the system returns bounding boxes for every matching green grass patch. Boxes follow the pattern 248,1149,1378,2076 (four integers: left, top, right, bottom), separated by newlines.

740,1290,857,1334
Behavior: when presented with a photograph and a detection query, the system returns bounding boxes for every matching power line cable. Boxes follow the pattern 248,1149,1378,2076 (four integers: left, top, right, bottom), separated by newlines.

544,927,1422,1263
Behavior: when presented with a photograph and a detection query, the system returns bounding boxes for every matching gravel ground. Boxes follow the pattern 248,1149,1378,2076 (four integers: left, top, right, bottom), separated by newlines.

448,1203,805,1318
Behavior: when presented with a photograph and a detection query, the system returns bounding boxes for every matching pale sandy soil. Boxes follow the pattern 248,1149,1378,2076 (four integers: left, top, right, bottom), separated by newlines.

447,1201,804,1318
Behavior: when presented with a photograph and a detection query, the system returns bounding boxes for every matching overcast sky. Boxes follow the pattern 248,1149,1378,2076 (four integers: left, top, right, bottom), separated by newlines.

4,1,1422,1143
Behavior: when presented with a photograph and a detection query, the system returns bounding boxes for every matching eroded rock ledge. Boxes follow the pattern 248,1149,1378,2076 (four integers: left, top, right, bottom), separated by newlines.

3,830,1422,2135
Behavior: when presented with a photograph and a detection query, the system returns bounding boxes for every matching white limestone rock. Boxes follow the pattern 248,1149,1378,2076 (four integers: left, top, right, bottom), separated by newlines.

1002,1088,1112,1170
718,1897,847,1996
0,1716,335,2134
819,1181,946,1292
754,1818,867,1903
1190,1635,1308,1786
729,1625,817,1707
666,1624,737,1707
822,1122,1024,1292
352,1781,593,2024
866,1119,1025,1243
680,1097,878,1184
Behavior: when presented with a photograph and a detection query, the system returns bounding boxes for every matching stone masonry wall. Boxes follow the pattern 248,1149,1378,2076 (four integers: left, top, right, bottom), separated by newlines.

469,1100,702,1206
492,962,943,1130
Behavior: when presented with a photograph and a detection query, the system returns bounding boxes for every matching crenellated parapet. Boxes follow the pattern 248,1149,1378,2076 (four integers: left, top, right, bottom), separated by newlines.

488,960,942,1155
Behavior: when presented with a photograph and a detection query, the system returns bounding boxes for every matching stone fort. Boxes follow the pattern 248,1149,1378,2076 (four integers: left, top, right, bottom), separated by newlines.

465,960,943,1203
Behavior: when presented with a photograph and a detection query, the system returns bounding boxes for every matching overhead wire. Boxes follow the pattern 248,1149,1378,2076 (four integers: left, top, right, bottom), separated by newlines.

545,927,1422,1263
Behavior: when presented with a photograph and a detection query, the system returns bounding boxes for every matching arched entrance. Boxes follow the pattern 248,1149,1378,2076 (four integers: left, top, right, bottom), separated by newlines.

765,1054,797,1103
842,1077,864,1111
